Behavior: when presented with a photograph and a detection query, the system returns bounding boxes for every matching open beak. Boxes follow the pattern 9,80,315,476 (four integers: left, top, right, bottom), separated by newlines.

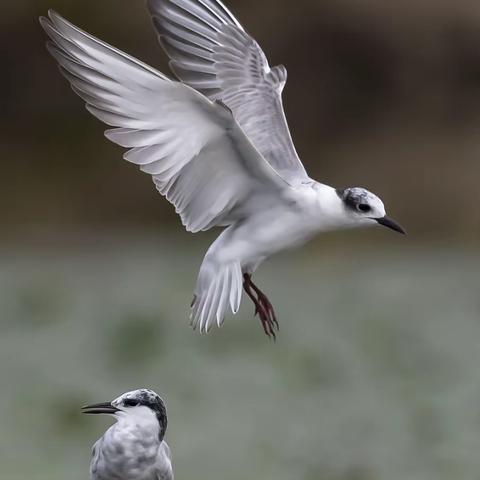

81,402,120,415
375,216,406,235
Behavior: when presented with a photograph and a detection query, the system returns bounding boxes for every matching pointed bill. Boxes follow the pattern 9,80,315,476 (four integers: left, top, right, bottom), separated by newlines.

81,402,120,415
375,216,406,234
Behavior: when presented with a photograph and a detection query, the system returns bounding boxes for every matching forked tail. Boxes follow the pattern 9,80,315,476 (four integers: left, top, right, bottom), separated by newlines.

190,261,243,333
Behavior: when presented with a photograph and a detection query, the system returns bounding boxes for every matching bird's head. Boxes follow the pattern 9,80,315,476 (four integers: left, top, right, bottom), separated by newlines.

82,388,168,441
336,187,406,234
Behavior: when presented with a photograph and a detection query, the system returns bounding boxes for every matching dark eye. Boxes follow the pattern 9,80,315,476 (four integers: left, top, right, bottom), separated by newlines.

358,204,371,213
124,399,139,407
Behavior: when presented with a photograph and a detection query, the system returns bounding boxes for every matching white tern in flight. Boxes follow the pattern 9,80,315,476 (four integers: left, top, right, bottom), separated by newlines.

40,0,405,339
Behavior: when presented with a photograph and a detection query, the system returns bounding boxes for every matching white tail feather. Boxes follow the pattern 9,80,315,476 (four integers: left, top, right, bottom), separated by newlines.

191,261,242,333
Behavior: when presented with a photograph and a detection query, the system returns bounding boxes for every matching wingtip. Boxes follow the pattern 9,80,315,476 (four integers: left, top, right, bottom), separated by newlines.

47,10,73,30
39,14,56,32
47,9,60,21
104,129,118,143
44,40,56,54
39,12,62,36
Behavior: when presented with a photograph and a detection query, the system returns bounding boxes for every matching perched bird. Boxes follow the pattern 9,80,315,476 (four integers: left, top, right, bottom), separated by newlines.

82,389,173,480
39,0,405,338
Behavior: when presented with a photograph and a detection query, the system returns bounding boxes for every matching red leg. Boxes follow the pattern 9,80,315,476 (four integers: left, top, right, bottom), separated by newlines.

243,274,279,339
248,281,279,331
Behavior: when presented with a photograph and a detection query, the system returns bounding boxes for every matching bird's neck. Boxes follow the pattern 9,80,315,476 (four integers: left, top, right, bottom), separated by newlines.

311,184,353,231
113,408,164,444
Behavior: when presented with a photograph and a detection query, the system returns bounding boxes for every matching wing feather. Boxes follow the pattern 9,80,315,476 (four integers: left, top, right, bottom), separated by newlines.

148,0,310,183
40,10,288,233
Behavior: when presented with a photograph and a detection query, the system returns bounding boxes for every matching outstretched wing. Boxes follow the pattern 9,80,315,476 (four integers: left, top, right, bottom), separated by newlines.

39,11,289,233
147,0,310,184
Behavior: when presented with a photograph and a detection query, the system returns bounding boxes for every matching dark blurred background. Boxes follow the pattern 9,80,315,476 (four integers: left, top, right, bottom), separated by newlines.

5,0,480,238
2,1,480,479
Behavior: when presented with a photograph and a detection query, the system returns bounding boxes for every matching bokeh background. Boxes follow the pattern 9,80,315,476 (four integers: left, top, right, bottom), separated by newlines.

2,0,480,479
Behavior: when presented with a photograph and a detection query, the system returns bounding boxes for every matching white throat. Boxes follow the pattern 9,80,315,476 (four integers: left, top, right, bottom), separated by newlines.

311,184,353,231
113,406,161,442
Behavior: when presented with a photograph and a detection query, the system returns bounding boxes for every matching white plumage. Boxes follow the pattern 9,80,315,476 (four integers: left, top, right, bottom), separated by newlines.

83,389,173,480
40,0,404,338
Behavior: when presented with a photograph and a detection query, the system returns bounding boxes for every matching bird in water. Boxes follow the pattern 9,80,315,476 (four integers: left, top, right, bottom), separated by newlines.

82,389,173,480
40,0,405,339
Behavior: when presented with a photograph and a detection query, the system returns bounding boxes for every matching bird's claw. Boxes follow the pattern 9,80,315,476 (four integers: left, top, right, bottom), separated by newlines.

256,295,278,340
243,273,279,340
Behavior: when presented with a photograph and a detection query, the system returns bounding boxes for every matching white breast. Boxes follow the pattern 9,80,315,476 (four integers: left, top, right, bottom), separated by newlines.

90,409,172,480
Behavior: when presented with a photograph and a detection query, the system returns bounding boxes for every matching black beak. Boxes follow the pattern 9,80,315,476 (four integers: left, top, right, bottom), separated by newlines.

375,216,406,235
81,402,120,415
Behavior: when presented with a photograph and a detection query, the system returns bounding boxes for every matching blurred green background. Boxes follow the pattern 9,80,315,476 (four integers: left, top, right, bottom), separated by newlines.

2,0,480,479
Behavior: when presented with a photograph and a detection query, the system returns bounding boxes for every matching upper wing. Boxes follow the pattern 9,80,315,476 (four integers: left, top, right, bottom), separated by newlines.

39,10,289,233
147,0,310,184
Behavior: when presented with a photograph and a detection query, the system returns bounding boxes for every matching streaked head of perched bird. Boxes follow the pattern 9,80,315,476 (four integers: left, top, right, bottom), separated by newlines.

82,388,168,442
336,187,406,234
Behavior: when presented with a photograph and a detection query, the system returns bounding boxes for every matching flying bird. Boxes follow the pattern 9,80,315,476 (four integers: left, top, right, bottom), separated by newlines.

82,389,173,480
39,0,405,339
